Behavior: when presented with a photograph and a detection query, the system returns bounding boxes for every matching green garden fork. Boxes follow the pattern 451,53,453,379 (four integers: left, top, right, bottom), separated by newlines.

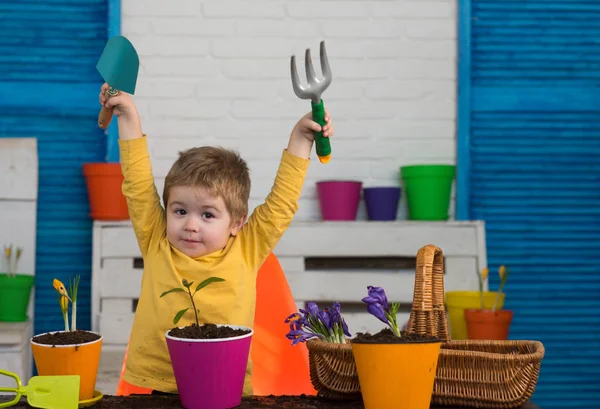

290,41,333,164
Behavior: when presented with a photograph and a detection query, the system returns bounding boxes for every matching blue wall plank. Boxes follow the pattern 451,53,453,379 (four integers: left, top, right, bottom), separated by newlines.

457,1,600,407
0,0,108,336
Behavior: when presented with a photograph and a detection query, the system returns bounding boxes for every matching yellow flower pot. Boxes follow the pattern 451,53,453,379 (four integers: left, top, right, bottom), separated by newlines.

351,339,441,409
445,291,504,340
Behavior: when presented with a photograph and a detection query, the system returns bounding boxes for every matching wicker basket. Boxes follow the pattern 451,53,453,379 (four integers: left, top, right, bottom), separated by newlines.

305,244,545,408
306,339,361,400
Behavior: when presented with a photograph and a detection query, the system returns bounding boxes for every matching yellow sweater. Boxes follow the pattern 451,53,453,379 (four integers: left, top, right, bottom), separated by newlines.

119,136,309,395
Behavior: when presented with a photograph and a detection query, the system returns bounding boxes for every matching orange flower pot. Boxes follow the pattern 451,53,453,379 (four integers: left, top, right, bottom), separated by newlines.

464,309,514,340
30,332,103,400
82,163,129,221
351,339,441,409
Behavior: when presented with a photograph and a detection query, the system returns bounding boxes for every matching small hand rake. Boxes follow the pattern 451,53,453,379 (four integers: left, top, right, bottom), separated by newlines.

290,41,333,164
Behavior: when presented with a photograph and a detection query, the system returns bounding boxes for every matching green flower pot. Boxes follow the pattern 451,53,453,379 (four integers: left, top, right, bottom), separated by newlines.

400,164,455,221
0,273,35,322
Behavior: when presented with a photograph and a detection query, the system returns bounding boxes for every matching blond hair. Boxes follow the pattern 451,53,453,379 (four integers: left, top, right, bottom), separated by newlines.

163,146,251,222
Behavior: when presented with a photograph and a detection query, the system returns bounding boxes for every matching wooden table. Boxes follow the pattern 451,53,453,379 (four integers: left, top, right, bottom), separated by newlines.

4,394,540,408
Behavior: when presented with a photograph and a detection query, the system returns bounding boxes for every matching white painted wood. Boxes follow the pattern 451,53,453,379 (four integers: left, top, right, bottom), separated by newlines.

0,138,37,384
475,221,489,291
0,138,38,200
445,257,479,292
286,269,416,303
102,299,136,314
0,201,37,275
276,257,304,273
274,221,482,257
0,321,32,383
99,259,143,299
91,223,103,332
99,312,135,345
100,226,138,258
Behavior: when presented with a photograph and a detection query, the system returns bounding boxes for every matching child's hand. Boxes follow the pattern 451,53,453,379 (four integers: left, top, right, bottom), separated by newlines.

291,109,335,142
99,83,142,140
99,83,139,124
287,109,335,160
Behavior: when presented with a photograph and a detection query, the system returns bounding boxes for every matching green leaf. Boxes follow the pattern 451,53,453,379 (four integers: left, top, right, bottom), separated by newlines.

183,280,194,289
173,308,189,325
194,277,225,293
160,288,186,298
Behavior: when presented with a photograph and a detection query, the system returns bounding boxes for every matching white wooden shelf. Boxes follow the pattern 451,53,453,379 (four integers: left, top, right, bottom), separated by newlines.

92,219,486,347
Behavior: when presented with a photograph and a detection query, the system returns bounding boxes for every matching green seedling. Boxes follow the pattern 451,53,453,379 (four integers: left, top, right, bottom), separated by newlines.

160,277,225,326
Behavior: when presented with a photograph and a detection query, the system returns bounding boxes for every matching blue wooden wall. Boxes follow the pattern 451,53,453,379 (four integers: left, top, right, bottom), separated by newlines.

0,0,109,335
457,1,600,408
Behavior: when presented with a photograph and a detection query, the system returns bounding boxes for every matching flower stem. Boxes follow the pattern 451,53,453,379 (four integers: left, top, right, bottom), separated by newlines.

63,313,70,332
187,287,199,326
71,301,77,331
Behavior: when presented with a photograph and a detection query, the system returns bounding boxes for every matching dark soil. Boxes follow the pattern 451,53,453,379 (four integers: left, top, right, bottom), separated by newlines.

351,328,442,344
1,394,540,409
168,323,251,340
31,330,101,346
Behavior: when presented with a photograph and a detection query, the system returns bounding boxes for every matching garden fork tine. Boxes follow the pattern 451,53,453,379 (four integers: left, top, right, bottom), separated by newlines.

290,41,333,164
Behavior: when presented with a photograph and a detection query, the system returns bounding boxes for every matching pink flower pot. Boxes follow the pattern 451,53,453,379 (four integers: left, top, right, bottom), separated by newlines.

316,180,362,221
165,325,253,409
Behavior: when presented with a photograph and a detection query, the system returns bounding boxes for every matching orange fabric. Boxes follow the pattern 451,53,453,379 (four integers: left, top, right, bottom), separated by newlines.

251,252,315,396
116,252,315,396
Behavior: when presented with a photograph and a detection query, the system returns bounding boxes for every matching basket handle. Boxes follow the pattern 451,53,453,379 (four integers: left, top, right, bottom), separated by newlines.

406,244,450,342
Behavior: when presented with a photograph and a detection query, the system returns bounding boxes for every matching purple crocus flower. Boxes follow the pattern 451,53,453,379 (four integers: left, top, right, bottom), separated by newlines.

286,329,324,346
317,309,331,330
366,302,388,325
328,302,352,337
362,286,389,310
305,301,319,317
362,286,401,336
284,300,352,345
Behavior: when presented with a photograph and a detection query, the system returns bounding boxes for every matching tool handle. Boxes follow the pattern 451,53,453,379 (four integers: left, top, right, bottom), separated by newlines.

98,106,114,129
311,100,331,164
98,87,119,129
0,369,22,407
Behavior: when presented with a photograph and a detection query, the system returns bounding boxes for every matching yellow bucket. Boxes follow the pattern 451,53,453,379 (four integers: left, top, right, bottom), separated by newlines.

351,340,441,409
30,332,102,400
445,291,505,340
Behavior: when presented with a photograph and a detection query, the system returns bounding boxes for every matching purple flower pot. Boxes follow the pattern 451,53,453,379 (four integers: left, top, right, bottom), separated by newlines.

165,325,253,409
316,180,362,221
363,187,401,221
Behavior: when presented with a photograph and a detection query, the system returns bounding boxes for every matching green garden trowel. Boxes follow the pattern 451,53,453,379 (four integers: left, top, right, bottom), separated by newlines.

96,35,139,129
0,369,80,409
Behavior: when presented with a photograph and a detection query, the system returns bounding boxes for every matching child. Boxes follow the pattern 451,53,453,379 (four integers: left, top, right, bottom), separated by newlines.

98,83,334,396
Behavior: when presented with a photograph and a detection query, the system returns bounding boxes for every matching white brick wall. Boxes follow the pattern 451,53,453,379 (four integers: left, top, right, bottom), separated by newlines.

121,0,457,221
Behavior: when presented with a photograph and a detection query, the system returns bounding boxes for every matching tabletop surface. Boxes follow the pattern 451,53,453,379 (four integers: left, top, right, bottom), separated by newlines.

3,394,541,409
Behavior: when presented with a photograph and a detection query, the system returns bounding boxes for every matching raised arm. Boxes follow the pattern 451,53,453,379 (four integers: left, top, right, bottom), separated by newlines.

100,83,165,256
239,110,334,270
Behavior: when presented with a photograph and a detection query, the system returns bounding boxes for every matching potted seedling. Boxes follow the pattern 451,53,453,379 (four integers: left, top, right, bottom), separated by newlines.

444,266,507,340
160,277,253,409
464,265,513,340
0,244,35,322
30,276,103,402
350,286,442,409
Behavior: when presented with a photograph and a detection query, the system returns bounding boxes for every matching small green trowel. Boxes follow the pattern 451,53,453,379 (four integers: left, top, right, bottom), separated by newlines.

96,35,139,129
0,369,80,409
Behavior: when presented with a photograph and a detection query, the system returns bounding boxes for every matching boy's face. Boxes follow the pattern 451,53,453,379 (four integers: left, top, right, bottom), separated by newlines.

166,185,245,258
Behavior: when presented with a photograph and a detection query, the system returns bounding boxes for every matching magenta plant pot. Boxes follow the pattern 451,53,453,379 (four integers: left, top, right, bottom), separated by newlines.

165,325,253,409
316,180,362,221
